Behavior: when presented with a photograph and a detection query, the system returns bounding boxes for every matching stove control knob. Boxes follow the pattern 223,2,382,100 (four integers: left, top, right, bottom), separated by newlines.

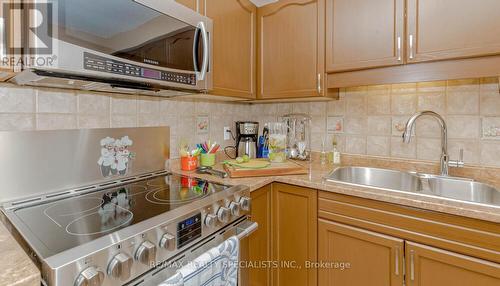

107,253,133,281
135,240,157,266
229,201,241,216
159,233,175,250
239,196,251,212
217,207,230,223
74,267,104,286
204,214,217,228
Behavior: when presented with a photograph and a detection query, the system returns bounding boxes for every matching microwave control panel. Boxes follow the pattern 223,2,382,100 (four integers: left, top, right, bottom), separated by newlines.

83,52,197,86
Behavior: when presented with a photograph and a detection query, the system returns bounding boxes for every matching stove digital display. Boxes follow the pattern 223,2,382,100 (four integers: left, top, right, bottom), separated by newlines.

177,213,202,248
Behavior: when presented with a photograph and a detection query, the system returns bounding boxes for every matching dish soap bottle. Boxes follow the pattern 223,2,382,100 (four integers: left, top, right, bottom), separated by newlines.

320,138,327,165
331,136,341,165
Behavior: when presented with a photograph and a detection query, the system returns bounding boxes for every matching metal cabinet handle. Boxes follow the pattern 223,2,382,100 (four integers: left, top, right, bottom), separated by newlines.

410,250,415,281
409,34,414,59
236,221,258,240
317,73,322,95
0,18,5,61
196,21,209,81
395,247,400,276
397,36,402,61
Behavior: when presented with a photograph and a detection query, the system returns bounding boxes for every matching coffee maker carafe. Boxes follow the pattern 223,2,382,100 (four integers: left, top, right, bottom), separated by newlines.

236,121,259,158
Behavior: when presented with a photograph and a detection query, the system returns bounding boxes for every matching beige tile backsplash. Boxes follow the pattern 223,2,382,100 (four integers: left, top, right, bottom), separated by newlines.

256,77,500,168
0,76,498,167
0,83,252,158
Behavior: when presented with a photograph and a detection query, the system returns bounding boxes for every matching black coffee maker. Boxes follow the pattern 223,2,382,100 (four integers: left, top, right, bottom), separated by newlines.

235,121,259,158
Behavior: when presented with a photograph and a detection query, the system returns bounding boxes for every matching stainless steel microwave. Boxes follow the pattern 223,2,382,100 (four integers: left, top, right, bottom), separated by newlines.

9,0,213,96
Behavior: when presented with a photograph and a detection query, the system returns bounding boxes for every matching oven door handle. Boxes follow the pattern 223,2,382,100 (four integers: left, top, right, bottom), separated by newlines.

236,220,258,240
196,21,209,81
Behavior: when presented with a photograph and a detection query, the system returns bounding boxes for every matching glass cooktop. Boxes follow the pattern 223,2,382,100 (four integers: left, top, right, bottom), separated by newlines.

12,174,229,257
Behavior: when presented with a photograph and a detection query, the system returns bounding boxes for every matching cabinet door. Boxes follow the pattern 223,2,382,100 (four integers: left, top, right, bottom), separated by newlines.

406,241,500,286
257,0,325,99
318,219,404,286
272,183,317,286
326,0,404,72
407,0,500,63
206,0,256,99
247,185,272,286
175,0,200,12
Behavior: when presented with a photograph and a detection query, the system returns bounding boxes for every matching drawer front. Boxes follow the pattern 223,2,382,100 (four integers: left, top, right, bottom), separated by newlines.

318,191,500,263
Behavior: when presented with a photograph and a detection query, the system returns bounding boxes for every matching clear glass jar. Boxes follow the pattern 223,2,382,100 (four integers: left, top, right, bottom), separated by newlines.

266,122,287,163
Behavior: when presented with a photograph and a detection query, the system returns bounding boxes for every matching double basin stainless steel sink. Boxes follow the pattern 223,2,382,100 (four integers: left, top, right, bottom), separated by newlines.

326,167,500,207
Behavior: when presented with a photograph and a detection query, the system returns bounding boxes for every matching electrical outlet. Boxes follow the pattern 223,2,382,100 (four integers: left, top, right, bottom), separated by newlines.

224,127,231,140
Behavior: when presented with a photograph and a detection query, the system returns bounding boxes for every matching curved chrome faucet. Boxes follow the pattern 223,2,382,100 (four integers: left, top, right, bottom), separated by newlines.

402,111,449,176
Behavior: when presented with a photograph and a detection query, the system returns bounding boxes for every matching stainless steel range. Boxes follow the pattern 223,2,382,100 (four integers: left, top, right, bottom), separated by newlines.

0,127,254,286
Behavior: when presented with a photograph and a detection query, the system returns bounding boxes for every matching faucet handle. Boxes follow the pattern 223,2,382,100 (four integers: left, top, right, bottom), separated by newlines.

448,148,465,168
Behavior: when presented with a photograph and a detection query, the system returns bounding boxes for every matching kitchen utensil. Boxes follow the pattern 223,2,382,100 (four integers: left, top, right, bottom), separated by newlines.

200,153,216,167
281,114,311,160
181,156,198,171
196,166,228,178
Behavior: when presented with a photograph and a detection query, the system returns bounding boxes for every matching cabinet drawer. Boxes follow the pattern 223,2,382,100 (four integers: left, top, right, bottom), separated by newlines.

318,191,500,263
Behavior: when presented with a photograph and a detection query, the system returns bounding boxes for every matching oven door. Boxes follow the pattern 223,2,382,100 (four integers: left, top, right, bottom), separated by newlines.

24,0,212,91
127,217,257,286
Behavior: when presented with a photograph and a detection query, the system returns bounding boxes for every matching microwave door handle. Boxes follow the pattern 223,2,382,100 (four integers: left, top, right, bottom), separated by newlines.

193,26,200,73
196,21,209,81
0,18,6,60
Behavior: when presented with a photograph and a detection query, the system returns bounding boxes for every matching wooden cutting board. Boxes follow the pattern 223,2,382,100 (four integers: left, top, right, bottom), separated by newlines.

222,159,308,178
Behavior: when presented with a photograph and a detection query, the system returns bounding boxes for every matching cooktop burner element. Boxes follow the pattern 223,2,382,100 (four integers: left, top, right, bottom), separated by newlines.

11,174,229,257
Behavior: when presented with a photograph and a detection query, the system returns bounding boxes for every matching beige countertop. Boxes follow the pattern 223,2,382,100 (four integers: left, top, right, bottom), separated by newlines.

168,155,500,223
2,154,500,286
0,222,39,286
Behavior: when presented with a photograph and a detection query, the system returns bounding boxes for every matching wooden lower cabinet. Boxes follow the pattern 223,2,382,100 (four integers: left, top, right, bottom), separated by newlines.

248,185,272,286
318,219,404,286
246,183,317,286
405,241,500,286
272,183,317,286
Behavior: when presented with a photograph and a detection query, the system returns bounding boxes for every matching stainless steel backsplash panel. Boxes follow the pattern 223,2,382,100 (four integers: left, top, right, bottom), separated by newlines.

0,127,169,202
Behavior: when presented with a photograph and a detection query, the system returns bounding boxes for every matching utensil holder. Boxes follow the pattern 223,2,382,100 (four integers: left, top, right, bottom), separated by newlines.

181,156,198,171
200,153,216,167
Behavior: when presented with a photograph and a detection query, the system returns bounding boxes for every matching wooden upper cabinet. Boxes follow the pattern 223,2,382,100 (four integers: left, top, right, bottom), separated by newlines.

407,0,500,63
273,183,317,286
257,0,325,99
206,0,257,99
175,0,200,12
326,0,404,72
318,220,404,286
405,241,500,286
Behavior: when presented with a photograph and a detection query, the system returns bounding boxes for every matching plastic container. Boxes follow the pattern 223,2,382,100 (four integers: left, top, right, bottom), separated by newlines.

200,153,216,167
181,156,198,171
